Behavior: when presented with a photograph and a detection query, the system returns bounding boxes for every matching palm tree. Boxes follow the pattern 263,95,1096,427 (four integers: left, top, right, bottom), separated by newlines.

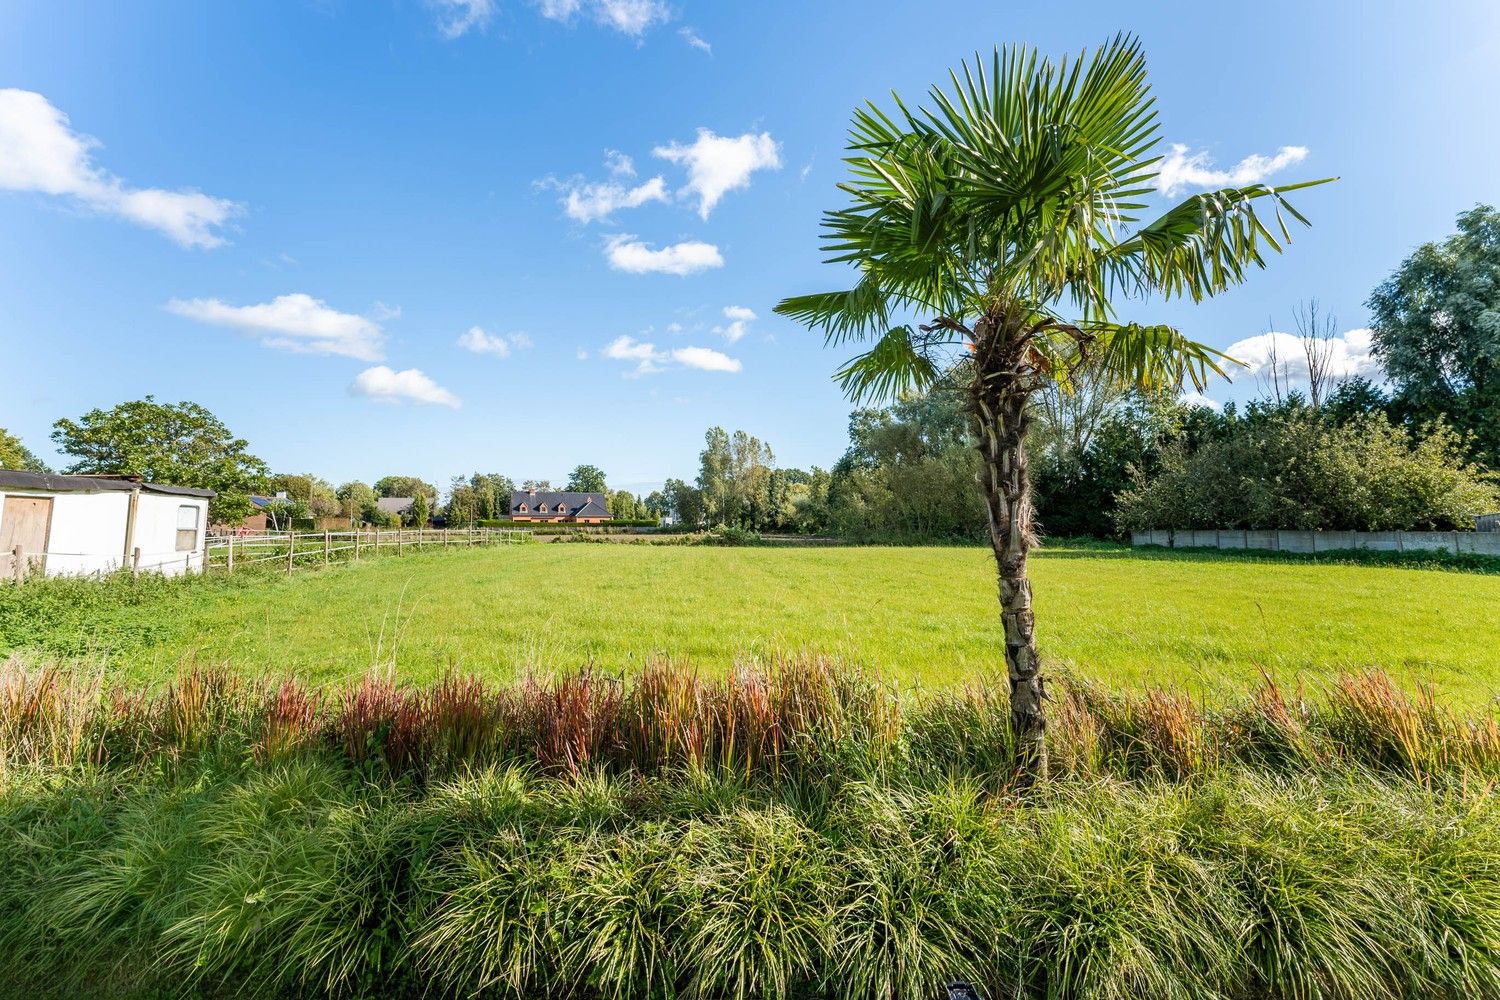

775,36,1332,785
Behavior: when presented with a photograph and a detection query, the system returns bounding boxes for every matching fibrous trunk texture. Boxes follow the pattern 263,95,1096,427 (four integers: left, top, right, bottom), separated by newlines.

972,312,1047,787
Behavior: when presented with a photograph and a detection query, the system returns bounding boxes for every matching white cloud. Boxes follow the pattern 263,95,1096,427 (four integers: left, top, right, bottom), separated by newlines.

457,325,531,357
604,149,635,177
1179,391,1223,412
0,89,241,248
604,234,723,275
351,366,461,408
671,345,741,372
166,293,385,361
653,129,781,219
716,304,756,343
679,27,711,53
560,175,668,223
602,334,741,375
537,0,667,35
1156,143,1309,197
432,0,495,38
1223,327,1380,384
537,0,581,17
595,0,668,35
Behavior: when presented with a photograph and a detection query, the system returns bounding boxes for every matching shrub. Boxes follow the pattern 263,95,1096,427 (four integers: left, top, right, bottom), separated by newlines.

1115,409,1499,531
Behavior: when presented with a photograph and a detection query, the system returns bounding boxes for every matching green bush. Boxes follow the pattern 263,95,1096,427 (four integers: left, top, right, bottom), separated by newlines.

1115,409,1499,531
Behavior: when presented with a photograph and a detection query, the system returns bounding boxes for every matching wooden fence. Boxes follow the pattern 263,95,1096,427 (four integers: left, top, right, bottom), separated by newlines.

205,527,531,576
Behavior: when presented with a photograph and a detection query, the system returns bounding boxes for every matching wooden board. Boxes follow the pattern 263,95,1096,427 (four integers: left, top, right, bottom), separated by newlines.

1,495,54,580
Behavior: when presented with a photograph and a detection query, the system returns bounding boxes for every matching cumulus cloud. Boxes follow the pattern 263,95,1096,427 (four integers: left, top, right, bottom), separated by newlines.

604,234,723,275
0,89,241,248
457,325,531,357
1179,390,1223,412
1156,143,1309,197
653,129,781,219
166,293,385,361
602,334,741,375
560,175,668,223
537,0,667,36
351,366,461,408
1223,327,1380,384
679,27,711,53
671,345,741,372
715,305,756,343
432,0,495,37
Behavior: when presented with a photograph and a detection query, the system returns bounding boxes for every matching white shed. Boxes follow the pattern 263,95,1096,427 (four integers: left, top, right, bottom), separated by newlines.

0,471,215,581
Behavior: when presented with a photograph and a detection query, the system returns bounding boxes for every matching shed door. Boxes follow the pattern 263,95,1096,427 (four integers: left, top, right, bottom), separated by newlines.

1,496,54,581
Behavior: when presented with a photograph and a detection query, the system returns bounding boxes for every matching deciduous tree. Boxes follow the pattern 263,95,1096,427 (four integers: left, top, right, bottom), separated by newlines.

51,396,268,523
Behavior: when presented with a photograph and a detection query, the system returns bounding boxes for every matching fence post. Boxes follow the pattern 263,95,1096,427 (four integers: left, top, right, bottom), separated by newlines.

398,530,404,556
227,536,235,575
355,530,361,561
131,547,141,581
287,532,296,576
323,530,331,567
11,545,22,585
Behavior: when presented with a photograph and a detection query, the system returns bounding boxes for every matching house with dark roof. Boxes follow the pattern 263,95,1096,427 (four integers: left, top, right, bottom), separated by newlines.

510,489,611,523
375,497,415,520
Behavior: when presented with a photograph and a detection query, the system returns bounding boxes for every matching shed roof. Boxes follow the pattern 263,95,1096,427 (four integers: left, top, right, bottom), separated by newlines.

0,471,215,498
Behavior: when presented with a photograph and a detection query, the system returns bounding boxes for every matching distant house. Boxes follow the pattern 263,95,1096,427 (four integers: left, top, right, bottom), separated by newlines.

376,497,415,522
0,471,213,580
510,489,611,523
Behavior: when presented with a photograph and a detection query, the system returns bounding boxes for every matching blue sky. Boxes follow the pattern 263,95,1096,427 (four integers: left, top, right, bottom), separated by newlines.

3,0,1499,495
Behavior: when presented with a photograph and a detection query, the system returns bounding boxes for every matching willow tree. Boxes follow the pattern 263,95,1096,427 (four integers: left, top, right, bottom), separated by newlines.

775,36,1330,784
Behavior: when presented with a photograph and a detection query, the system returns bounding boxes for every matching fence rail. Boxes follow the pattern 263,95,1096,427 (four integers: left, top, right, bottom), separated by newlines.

205,527,531,576
1,527,531,585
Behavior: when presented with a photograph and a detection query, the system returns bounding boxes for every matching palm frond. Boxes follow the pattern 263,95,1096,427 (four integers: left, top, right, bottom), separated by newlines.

1111,178,1336,301
1082,322,1241,393
832,326,943,402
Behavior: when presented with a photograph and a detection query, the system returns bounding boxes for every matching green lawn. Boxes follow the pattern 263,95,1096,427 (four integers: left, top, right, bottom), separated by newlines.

28,542,1499,703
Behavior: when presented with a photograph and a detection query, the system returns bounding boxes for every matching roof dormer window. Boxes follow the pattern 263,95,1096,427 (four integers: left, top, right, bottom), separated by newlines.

518,503,528,513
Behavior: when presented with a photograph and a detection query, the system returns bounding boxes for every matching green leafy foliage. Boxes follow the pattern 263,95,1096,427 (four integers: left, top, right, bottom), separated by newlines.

1114,405,1499,531
0,427,49,473
7,663,1500,999
1369,204,1500,466
566,464,609,493
50,396,268,523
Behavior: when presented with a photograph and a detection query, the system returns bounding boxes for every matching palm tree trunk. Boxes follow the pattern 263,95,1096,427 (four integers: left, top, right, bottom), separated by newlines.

973,361,1047,787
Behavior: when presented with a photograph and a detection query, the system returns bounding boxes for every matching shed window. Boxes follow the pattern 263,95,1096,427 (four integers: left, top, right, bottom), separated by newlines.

175,505,200,552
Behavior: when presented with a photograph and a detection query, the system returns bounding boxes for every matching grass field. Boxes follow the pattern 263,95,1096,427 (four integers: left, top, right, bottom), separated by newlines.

8,542,1499,701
